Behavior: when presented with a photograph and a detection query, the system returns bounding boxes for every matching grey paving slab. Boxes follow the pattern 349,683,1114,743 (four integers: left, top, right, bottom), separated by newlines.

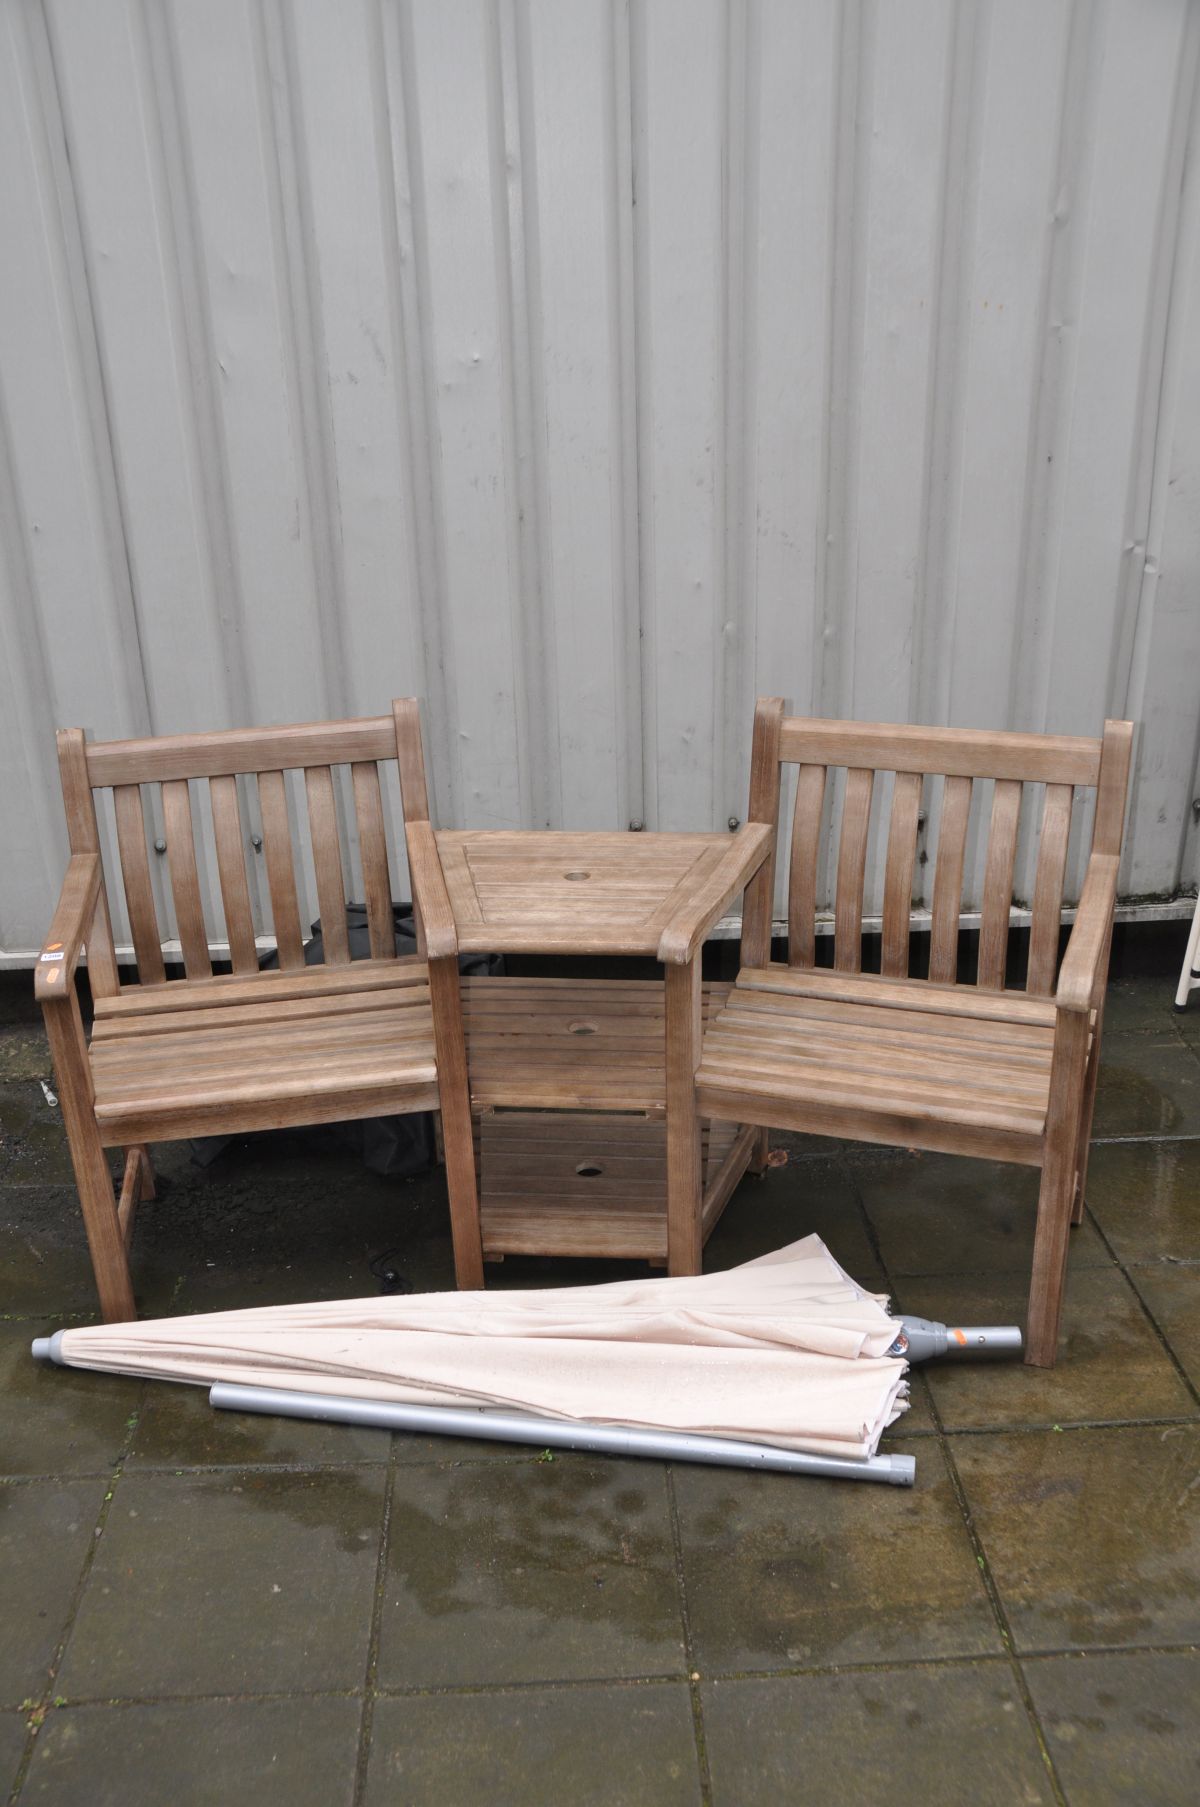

0,1083,77,1186
855,1151,1109,1274
0,1185,103,1317
0,1478,106,1708
0,1320,134,1478
365,1684,700,1807
376,1456,685,1688
1101,979,1186,1037
673,1442,1001,1673
1126,1262,1200,1391
703,1154,884,1283
952,1424,1200,1652
1025,1650,1200,1807
702,1666,1053,1806
56,1468,386,1699
0,1710,28,1798
892,1266,1196,1429
1084,1138,1200,1265
21,1697,363,1807
1091,1038,1200,1138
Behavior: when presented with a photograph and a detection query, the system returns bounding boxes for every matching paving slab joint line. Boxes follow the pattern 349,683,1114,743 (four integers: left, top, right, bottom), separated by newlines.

939,1412,1200,1438
368,1671,696,1701
7,1379,147,1807
1090,1129,1200,1145
839,1159,1070,1807
664,1464,713,1807
350,1441,398,1807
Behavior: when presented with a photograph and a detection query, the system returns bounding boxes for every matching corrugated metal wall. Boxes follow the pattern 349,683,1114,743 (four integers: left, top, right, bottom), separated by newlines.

1,0,1198,964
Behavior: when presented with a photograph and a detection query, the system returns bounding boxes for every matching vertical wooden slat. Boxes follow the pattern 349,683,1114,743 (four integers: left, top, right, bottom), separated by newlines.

305,766,350,965
57,730,121,997
209,775,258,975
112,784,166,985
352,761,394,961
256,771,305,970
833,768,874,973
881,771,923,978
739,697,785,969
928,775,972,984
976,778,1022,990
787,764,826,969
1027,783,1074,994
160,780,212,977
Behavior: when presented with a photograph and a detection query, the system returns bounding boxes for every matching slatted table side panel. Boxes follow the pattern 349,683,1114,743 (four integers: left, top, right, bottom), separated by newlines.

475,1108,745,1261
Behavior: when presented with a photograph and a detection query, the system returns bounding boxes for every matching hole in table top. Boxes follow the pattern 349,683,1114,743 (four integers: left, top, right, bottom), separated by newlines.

576,1161,604,1177
563,870,591,881
568,1020,598,1036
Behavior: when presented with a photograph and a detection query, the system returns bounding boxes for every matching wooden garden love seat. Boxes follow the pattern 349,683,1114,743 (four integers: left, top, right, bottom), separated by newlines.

662,703,1134,1367
35,701,483,1321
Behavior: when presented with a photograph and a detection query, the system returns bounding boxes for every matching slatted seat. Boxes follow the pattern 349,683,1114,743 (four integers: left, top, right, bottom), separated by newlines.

656,702,1134,1368
35,701,483,1322
699,967,1063,1154
89,962,438,1143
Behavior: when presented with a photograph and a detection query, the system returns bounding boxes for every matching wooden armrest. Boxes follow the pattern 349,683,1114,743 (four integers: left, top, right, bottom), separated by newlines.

404,819,458,960
1055,854,1120,1014
35,853,101,1003
657,823,773,965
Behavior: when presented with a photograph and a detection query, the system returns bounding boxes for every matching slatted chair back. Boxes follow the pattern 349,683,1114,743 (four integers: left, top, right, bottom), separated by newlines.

740,701,1133,994
58,701,432,992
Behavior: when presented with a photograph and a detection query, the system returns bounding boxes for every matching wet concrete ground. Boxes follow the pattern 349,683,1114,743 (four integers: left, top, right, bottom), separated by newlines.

1,961,1198,1804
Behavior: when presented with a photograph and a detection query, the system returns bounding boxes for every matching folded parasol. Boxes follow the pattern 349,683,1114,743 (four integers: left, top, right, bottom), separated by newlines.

34,1235,909,1463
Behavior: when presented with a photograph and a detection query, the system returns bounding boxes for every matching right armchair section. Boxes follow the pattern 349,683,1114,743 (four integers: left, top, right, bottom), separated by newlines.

664,702,1133,1368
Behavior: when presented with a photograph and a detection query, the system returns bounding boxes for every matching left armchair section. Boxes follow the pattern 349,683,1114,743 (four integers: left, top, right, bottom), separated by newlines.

35,700,484,1323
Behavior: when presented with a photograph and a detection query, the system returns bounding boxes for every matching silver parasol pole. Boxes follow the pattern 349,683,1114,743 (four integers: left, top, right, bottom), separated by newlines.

208,1382,917,1485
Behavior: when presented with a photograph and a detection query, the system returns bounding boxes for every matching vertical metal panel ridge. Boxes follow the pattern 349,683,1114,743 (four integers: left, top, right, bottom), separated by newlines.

141,0,250,728
379,0,459,826
27,0,151,739
1123,2,1200,894
0,377,62,908
628,0,657,825
259,0,349,722
719,0,758,829
1114,0,1199,717
1007,0,1106,736
818,0,871,722
491,0,558,828
608,0,645,830
911,0,986,730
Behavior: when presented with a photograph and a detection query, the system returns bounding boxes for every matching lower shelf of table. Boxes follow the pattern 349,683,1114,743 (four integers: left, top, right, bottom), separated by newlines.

474,1108,759,1262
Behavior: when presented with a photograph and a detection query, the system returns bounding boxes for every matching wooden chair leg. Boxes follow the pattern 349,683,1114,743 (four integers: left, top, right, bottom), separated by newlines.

44,997,136,1322
665,958,703,1275
427,956,485,1289
1026,1010,1089,1366
1069,1028,1104,1225
76,1137,136,1321
131,1144,156,1200
747,1127,770,1175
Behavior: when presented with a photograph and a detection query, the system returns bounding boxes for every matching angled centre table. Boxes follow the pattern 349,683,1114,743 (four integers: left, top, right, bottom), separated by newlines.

434,827,772,1273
